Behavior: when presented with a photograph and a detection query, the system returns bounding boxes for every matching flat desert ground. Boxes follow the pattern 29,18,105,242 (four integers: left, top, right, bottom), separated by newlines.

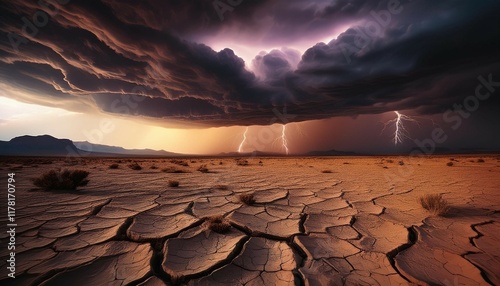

0,155,499,285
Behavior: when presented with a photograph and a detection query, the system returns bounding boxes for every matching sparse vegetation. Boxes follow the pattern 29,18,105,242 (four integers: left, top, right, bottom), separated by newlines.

239,193,256,205
386,159,394,163
150,165,158,169
398,160,405,166
170,159,189,166
33,169,89,191
197,164,209,173
235,158,249,166
206,215,231,234
322,170,332,173
446,162,454,167
168,180,180,187
477,158,485,163
128,162,142,170
419,194,449,216
109,163,119,169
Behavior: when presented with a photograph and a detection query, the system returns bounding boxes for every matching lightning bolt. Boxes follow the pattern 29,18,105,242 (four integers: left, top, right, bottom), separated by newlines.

383,111,418,145
281,125,289,155
238,127,249,153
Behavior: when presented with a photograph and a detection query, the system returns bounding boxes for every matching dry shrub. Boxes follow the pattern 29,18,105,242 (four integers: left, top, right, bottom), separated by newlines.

386,159,394,163
168,180,179,187
235,158,249,166
109,163,119,169
477,158,485,163
206,215,231,234
170,159,189,166
33,169,89,191
419,194,449,216
446,162,454,167
398,160,405,166
239,193,256,205
150,165,158,169
128,162,142,170
321,170,332,173
197,164,209,173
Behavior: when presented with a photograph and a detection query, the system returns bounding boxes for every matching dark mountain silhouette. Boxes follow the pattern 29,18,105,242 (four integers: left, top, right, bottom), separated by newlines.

305,149,357,156
0,135,180,157
73,141,179,156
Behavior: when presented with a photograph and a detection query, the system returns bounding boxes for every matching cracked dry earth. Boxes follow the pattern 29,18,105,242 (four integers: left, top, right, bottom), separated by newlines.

0,155,499,285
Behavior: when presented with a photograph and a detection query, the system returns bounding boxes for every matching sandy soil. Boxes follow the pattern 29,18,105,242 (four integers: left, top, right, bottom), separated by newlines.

0,155,499,285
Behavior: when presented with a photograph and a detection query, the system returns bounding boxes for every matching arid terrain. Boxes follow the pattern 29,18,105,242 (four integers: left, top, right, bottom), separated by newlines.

0,155,499,285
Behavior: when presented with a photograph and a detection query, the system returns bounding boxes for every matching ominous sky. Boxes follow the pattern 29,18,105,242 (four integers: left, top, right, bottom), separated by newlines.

1,0,499,154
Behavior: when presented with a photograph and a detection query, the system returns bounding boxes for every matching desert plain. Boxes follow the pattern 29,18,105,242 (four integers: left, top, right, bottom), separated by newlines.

0,155,499,285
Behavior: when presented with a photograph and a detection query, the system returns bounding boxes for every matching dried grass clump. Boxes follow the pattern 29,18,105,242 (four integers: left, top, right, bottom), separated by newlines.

235,158,249,166
128,162,142,170
206,215,231,234
33,169,89,191
168,180,179,187
239,193,256,205
419,194,449,216
446,162,454,167
109,163,119,169
170,159,189,166
197,164,209,173
477,158,485,163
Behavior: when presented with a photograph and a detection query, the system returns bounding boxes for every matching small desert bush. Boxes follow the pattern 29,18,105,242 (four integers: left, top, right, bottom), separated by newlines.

235,158,249,166
386,159,394,163
446,162,454,167
477,158,485,163
206,215,231,234
419,194,449,216
398,160,405,166
170,159,189,166
239,193,256,205
321,170,332,173
168,180,180,187
150,165,158,169
33,169,89,191
128,162,142,170
109,163,119,169
197,164,209,173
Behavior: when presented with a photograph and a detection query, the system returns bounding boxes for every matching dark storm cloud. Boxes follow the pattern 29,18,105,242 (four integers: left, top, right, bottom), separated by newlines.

0,0,499,127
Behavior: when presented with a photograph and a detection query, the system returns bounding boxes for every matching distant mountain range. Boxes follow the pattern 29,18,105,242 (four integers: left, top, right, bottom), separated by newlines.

0,135,180,157
1,135,496,157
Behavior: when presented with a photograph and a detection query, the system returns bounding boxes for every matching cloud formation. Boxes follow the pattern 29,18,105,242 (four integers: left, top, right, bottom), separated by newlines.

1,0,499,127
